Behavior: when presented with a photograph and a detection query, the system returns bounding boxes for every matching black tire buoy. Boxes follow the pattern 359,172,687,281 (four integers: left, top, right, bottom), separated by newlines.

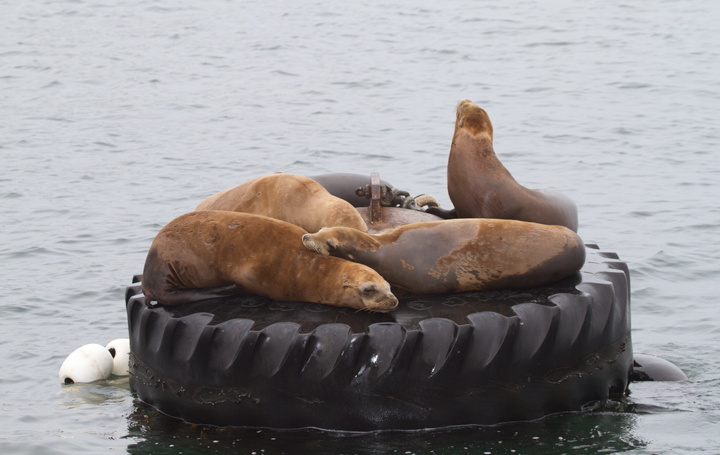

126,244,632,430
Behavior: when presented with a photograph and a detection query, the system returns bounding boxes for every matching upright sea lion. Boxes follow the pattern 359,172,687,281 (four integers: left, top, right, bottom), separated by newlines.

302,219,585,295
142,211,398,312
196,173,368,233
437,99,579,232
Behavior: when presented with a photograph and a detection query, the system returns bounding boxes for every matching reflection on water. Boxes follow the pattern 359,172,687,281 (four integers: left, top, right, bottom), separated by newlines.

58,378,132,410
125,398,644,455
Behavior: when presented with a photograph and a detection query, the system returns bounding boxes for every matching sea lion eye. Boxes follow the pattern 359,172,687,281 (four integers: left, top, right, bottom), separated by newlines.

326,241,336,252
362,287,376,295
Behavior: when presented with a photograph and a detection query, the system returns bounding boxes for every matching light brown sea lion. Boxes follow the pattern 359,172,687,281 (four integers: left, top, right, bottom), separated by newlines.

443,99,579,232
302,218,585,295
195,173,368,233
142,211,397,312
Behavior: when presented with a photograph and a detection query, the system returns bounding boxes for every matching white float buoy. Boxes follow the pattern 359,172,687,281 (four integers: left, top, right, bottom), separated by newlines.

105,338,130,376
59,343,114,384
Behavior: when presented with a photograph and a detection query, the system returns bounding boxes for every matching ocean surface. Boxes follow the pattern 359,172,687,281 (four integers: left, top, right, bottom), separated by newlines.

1,0,719,453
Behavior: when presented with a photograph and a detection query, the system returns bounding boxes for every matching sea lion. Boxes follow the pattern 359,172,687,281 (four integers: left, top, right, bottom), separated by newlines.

439,99,579,232
142,211,397,312
196,173,368,233
302,218,585,295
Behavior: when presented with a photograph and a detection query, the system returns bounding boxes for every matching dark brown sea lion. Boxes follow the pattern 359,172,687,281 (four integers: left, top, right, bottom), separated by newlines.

302,218,585,295
196,173,368,233
441,99,579,232
142,211,397,312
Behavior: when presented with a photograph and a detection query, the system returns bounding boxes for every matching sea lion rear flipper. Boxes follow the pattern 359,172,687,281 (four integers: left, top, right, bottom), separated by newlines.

152,284,243,306
425,207,457,219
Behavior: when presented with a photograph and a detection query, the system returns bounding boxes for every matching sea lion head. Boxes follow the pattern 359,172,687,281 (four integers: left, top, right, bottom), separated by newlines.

302,231,339,255
455,99,493,140
301,227,380,257
304,229,397,312
337,269,398,312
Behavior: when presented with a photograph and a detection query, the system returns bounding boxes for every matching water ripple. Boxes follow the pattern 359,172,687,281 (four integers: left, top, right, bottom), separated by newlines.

1,0,719,453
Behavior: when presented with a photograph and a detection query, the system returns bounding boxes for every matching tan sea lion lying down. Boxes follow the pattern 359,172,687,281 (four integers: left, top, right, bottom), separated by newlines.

142,211,397,312
196,173,368,233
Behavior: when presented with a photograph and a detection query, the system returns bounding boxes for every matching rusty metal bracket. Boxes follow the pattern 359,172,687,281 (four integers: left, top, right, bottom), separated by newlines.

354,173,387,224
354,173,438,222
355,179,402,207
370,172,382,224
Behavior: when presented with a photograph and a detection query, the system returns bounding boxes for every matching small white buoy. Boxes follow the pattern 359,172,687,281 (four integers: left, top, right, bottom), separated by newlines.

59,344,114,384
106,338,130,376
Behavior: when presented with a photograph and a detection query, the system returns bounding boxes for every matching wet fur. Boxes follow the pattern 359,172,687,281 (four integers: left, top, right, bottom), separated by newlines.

447,100,579,232
303,218,585,295
195,173,368,233
143,211,397,312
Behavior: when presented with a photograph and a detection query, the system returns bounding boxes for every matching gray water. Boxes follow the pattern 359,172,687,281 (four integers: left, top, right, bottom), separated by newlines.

1,0,719,453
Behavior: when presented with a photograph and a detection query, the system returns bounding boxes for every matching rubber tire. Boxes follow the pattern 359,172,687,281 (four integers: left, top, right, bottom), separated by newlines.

126,244,632,430
308,173,394,207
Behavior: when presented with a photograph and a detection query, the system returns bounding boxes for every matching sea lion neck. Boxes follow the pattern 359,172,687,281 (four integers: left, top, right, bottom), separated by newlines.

452,129,506,172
